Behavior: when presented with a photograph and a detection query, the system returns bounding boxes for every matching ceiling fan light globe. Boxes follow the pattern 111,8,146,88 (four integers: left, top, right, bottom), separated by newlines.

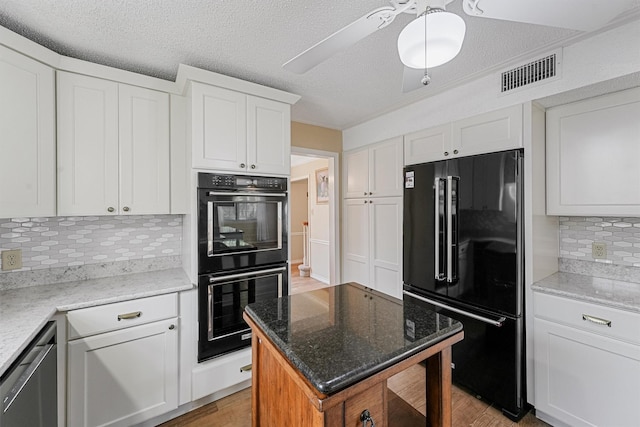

397,11,466,69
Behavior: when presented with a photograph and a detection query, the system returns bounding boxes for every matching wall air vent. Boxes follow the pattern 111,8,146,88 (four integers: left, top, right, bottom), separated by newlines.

500,51,560,93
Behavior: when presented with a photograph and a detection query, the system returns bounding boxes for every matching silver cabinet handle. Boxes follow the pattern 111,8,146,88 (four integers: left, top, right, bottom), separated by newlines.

107,207,115,213
444,151,449,156
240,364,252,372
117,311,141,321
122,206,130,212
250,164,256,169
582,314,612,327
453,149,459,154
240,163,246,168
169,324,175,330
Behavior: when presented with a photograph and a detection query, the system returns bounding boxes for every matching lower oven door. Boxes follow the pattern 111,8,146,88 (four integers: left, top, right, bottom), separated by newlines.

198,264,287,361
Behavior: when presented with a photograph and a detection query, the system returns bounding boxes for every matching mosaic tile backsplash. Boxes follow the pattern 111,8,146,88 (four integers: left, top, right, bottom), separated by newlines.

560,217,640,266
0,215,182,272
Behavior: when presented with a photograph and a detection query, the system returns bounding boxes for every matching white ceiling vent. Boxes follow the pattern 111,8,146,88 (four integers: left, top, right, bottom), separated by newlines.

500,49,562,94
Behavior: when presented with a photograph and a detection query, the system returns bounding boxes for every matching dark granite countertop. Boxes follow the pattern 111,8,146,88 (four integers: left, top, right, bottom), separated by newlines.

245,282,463,395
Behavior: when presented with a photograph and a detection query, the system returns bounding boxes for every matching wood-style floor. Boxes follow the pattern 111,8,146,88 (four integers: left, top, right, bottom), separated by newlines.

161,265,550,427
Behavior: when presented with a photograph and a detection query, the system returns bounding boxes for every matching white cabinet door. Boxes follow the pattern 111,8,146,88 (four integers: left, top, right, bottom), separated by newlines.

57,72,119,216
369,197,402,299
343,197,403,298
369,137,403,197
344,137,403,198
247,96,290,175
534,317,640,427
343,198,370,285
67,318,179,427
191,83,247,171
119,84,170,215
546,87,640,216
452,104,523,157
0,45,56,218
344,149,369,199
404,124,452,165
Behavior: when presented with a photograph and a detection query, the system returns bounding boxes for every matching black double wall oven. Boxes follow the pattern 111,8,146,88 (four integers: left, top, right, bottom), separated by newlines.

197,173,288,361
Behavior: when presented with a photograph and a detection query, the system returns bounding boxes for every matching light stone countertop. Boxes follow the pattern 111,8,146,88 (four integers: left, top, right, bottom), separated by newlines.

0,268,193,377
532,271,640,313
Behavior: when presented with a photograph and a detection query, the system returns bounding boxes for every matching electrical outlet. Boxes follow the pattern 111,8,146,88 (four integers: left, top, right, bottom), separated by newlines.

592,242,607,259
1,249,23,271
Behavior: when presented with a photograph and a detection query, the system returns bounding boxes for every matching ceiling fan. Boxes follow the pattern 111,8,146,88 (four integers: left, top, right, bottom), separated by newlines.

283,0,638,92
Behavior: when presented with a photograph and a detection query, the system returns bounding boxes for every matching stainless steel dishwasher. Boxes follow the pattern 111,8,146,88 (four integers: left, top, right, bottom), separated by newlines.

0,321,57,427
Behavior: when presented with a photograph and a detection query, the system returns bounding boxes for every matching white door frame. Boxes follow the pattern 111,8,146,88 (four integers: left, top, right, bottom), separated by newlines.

290,147,341,284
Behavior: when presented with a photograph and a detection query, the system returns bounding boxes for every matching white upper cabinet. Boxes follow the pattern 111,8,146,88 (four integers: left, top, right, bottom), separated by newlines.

247,96,291,175
57,72,170,216
191,82,290,175
404,105,523,164
546,88,640,216
118,84,170,214
452,104,523,157
404,123,452,165
344,137,403,198
0,45,55,218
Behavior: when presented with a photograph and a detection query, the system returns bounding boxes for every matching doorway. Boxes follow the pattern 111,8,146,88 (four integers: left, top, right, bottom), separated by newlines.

290,148,340,285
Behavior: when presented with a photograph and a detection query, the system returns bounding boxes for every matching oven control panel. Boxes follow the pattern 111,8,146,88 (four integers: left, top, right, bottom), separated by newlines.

198,172,287,191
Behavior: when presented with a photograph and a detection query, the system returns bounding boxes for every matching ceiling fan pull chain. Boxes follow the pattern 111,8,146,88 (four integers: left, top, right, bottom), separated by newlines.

422,5,431,85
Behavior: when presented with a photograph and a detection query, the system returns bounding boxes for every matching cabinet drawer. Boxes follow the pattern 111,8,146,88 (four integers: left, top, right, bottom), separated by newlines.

192,347,252,400
67,293,178,340
534,292,640,345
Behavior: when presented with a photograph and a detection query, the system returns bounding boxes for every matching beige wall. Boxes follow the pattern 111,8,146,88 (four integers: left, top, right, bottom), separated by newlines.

291,121,342,153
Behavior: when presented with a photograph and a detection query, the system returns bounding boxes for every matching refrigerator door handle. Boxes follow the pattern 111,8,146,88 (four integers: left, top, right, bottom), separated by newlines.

404,290,507,327
446,176,460,283
434,177,446,281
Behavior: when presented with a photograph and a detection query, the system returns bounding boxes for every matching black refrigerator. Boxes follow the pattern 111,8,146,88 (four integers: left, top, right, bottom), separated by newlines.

402,149,526,420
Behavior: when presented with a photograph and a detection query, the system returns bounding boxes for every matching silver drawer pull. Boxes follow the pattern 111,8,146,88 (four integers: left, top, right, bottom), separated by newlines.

117,311,142,321
582,314,612,327
240,364,252,372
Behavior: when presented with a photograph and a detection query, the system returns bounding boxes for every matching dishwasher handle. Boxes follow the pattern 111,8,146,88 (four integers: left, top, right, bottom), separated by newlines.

2,322,56,413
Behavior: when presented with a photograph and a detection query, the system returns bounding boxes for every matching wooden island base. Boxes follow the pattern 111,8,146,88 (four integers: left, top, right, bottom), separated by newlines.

245,314,464,427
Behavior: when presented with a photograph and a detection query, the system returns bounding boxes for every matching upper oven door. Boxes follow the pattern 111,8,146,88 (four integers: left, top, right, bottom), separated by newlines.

198,190,288,273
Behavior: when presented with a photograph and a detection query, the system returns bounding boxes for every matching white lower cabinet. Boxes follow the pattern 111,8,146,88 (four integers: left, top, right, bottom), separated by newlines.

343,197,403,299
534,292,640,427
67,296,179,427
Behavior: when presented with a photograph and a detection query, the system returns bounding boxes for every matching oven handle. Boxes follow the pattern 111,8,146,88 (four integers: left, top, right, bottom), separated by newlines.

207,191,287,198
209,266,287,283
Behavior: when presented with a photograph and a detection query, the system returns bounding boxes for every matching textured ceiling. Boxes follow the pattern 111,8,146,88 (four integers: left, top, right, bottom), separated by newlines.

0,1,639,130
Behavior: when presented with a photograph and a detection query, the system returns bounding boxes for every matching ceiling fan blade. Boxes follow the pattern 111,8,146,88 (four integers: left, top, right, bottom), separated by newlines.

402,67,427,93
283,6,400,74
462,0,638,31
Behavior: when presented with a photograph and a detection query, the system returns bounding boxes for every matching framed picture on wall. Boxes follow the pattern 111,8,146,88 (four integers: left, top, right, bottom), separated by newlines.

315,168,329,204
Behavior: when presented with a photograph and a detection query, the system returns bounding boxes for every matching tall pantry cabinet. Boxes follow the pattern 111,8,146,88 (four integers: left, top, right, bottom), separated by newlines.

342,137,403,298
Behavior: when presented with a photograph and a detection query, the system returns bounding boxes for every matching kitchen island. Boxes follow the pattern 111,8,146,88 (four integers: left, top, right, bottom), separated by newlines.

243,282,464,426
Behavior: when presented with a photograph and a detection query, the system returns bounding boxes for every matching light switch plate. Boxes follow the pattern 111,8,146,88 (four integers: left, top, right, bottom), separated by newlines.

1,249,22,271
